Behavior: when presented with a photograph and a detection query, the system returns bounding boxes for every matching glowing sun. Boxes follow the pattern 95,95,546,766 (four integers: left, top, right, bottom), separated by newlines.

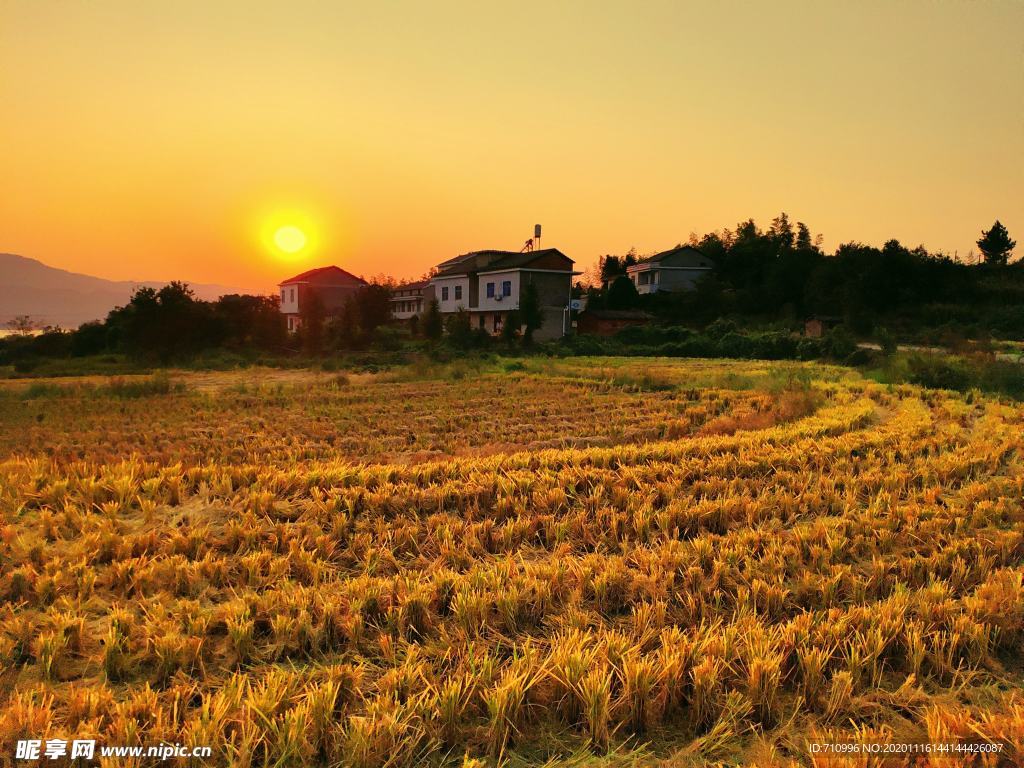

273,225,308,254
258,207,321,262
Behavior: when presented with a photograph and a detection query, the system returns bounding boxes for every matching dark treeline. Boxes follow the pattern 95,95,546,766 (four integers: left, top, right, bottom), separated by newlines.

1,283,288,367
0,279,412,368
586,215,1022,338
298,283,394,355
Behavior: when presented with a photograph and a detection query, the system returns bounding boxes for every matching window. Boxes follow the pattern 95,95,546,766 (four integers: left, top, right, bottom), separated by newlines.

441,286,449,301
290,288,295,302
638,273,649,285
455,285,462,300
486,282,495,298
479,314,486,328
651,271,659,284
281,289,286,301
494,314,501,332
502,280,512,297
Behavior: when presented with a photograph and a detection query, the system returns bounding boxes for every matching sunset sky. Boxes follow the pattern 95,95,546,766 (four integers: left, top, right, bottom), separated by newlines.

2,0,1022,292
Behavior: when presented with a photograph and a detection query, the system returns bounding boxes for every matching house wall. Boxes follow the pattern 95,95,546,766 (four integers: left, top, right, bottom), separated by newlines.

628,265,709,294
521,270,573,340
280,283,300,314
657,268,709,292
301,284,362,315
522,270,572,308
630,267,659,295
390,287,424,319
422,283,436,307
533,308,566,340
474,312,506,335
390,297,423,319
431,276,471,313
477,270,520,312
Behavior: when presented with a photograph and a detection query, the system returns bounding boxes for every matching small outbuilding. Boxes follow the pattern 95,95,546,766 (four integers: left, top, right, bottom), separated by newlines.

804,315,843,338
577,309,653,336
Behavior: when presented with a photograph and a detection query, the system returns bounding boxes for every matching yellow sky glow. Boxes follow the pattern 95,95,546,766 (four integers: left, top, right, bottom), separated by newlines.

1,0,1021,292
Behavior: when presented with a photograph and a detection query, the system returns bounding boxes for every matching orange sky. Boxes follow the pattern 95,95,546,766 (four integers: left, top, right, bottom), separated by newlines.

2,1,1022,292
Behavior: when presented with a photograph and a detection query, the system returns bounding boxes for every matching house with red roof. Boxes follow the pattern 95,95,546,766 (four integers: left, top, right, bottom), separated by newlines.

278,265,367,332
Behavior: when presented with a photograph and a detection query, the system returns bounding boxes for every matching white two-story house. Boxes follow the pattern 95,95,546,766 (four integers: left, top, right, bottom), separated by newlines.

428,248,577,339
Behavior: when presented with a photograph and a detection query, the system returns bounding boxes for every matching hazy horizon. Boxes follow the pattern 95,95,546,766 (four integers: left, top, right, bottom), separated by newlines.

2,0,1022,291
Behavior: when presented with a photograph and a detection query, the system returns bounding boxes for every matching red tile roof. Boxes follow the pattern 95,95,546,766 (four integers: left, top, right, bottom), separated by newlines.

278,265,367,286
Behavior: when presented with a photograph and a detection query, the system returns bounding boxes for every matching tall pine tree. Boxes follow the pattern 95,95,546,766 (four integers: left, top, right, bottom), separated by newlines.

977,220,1016,266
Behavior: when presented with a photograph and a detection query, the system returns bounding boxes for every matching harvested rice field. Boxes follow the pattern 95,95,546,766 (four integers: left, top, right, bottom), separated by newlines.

1,357,1022,766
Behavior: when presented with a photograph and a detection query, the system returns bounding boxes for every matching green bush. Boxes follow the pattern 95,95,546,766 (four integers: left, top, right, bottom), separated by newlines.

796,338,824,360
373,326,405,351
906,354,971,392
876,327,897,356
717,332,755,358
977,360,1024,399
824,326,857,360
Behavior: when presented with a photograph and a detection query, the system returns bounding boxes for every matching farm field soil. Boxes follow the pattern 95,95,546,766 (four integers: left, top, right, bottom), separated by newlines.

0,357,1022,767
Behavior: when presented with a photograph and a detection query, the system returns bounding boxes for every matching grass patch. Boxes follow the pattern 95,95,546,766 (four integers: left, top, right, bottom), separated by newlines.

866,352,1024,399
17,373,184,400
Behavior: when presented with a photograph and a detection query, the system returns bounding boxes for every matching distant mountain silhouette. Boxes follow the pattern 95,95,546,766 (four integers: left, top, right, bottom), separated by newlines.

0,253,258,328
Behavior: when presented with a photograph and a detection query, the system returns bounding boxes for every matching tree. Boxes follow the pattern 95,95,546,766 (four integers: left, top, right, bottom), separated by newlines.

606,275,640,310
977,220,1016,266
331,296,362,350
105,282,216,361
214,294,286,350
795,222,816,253
445,309,475,349
500,309,522,344
423,299,443,340
599,255,624,285
70,321,109,356
5,315,40,336
300,291,325,355
598,249,637,285
769,212,795,250
355,284,393,336
519,282,544,344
